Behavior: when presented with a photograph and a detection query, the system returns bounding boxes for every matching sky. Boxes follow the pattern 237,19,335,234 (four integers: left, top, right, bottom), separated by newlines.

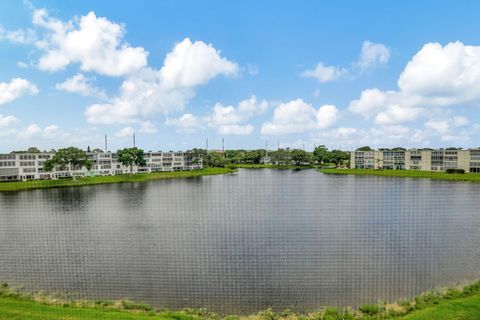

1,0,480,152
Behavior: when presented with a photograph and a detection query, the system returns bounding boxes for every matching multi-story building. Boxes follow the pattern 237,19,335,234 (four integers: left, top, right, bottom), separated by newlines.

350,148,480,173
0,150,202,182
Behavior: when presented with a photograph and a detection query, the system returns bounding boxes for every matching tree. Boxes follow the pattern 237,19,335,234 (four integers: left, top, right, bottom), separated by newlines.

327,150,350,166
44,147,91,180
313,145,329,164
244,150,263,164
290,149,311,165
357,146,372,151
269,149,291,165
206,152,225,167
116,148,146,174
186,148,206,165
27,147,40,153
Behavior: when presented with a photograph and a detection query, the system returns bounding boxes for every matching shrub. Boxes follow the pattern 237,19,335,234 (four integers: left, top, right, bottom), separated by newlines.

462,280,480,297
257,308,279,320
446,168,465,174
120,300,153,312
444,288,462,299
359,303,381,315
414,292,441,309
398,299,415,312
322,307,341,320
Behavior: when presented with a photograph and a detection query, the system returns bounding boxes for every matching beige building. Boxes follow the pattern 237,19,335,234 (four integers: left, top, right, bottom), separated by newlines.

351,148,480,173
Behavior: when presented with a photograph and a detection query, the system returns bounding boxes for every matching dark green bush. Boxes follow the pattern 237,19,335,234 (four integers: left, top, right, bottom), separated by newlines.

359,303,381,315
120,300,153,311
257,308,279,320
446,168,465,174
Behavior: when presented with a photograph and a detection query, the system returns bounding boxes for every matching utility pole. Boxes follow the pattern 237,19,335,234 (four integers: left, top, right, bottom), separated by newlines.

277,140,280,151
133,133,136,148
105,134,108,152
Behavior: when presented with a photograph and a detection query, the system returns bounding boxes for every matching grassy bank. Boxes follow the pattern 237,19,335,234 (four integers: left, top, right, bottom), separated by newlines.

0,167,236,192
320,168,480,183
1,281,479,320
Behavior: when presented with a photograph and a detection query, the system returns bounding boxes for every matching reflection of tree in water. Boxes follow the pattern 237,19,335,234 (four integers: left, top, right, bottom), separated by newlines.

44,187,97,213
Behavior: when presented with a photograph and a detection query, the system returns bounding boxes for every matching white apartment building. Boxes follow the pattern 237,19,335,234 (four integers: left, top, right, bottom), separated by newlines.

0,151,202,182
350,148,480,173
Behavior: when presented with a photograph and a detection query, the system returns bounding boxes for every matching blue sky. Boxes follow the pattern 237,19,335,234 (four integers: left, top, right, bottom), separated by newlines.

1,1,480,152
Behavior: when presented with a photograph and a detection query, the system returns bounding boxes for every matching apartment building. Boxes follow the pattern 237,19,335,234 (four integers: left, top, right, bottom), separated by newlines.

0,150,202,182
350,148,480,173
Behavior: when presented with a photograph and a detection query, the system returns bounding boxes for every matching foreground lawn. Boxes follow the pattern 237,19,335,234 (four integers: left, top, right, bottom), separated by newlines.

1,294,480,320
0,167,236,192
402,294,480,320
1,281,480,320
0,296,198,320
320,168,480,183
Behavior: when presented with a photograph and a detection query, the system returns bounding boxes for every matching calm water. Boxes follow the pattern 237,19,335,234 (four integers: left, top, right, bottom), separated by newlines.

1,169,480,314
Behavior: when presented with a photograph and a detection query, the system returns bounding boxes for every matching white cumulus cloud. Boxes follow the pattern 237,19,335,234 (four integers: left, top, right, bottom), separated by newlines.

301,62,347,83
33,9,148,76
115,126,135,138
0,114,19,127
217,124,254,135
165,113,202,132
357,41,390,71
85,38,238,124
17,124,42,139
159,38,238,89
56,73,107,99
207,96,268,135
261,99,338,135
0,78,38,105
349,41,480,125
0,25,36,44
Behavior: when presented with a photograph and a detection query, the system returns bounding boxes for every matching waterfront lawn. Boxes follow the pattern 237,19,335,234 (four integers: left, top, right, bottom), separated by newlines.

1,294,480,320
402,294,480,320
0,167,236,192
320,168,480,183
0,296,199,320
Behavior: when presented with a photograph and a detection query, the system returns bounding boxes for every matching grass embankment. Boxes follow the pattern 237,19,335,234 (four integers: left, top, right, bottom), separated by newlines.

320,168,480,183
0,168,236,192
1,281,480,320
226,164,319,169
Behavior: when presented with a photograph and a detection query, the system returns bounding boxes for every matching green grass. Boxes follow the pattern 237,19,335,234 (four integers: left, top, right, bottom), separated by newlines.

0,296,200,320
0,168,236,192
1,281,480,320
402,294,480,320
320,168,480,183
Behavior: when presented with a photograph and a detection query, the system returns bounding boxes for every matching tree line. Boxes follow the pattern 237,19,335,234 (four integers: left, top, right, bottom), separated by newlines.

188,145,349,167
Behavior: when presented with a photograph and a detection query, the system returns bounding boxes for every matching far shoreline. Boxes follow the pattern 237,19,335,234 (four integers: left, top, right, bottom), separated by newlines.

320,168,480,183
0,167,237,192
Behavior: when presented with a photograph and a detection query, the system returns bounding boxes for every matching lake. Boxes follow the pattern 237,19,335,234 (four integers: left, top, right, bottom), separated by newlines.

1,169,479,314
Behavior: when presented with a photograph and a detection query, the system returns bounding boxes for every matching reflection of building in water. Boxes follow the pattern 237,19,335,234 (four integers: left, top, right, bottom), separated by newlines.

0,150,202,181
